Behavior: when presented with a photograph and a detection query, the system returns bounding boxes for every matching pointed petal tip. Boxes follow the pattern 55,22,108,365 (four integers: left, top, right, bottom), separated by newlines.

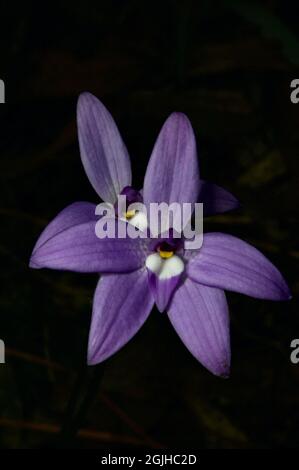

199,181,240,216
168,111,189,120
29,252,41,269
209,362,230,379
269,275,292,301
87,341,108,366
87,351,102,366
165,112,193,129
87,356,95,366
77,92,104,118
205,355,231,378
77,91,96,105
279,285,292,301
216,191,241,212
29,258,37,269
284,279,292,300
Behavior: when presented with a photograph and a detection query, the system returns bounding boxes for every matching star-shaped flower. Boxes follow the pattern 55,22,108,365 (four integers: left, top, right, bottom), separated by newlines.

30,93,290,377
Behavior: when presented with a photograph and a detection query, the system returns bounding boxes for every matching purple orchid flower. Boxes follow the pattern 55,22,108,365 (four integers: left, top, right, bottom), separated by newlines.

30,92,237,264
29,93,290,378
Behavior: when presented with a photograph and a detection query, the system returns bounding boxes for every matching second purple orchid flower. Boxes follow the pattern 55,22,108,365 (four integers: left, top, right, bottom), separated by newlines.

30,93,291,378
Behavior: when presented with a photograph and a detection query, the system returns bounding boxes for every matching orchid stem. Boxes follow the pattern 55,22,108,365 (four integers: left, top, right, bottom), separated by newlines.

60,363,105,446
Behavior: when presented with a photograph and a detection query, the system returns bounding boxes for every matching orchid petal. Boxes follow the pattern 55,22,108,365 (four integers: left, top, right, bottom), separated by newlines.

168,278,230,377
77,92,132,203
88,269,154,364
32,201,97,254
146,253,184,312
199,180,240,216
187,233,291,300
143,113,199,210
30,218,147,273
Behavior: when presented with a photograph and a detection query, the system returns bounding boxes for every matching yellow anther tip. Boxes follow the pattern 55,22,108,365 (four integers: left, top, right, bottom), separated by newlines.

159,250,174,259
125,210,136,220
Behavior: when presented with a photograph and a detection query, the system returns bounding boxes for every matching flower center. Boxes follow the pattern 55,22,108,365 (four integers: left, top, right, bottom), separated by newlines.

157,241,175,259
125,209,137,220
116,186,143,220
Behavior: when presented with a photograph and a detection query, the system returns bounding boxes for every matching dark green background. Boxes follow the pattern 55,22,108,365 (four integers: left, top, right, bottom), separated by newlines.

0,0,298,449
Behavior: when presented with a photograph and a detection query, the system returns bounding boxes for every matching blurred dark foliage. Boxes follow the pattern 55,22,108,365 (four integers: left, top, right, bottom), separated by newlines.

0,0,298,449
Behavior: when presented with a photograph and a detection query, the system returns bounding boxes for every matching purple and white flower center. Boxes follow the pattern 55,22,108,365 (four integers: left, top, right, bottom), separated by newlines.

116,186,148,230
145,238,184,280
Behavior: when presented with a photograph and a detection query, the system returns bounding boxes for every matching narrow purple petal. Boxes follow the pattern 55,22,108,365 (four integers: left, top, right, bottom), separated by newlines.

88,269,154,364
77,92,132,203
168,278,230,377
143,113,199,208
199,180,240,216
32,201,96,254
145,253,184,312
187,233,291,300
148,271,182,313
30,219,147,273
